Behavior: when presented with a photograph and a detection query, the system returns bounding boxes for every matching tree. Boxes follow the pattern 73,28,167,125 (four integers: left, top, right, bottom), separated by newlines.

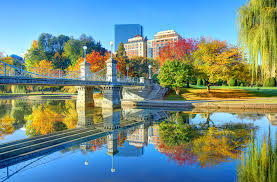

116,42,126,58
24,40,46,68
86,51,108,73
238,0,277,81
158,59,194,95
126,56,158,78
193,38,249,92
158,38,198,66
63,39,83,66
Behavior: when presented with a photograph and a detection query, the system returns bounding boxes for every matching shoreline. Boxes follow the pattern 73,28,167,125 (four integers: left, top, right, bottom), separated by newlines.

2,94,277,111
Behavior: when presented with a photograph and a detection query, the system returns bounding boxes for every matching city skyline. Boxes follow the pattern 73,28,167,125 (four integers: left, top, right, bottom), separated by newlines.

0,0,245,56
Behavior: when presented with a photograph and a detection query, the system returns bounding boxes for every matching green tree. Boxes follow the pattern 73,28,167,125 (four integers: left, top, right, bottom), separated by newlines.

24,40,46,68
158,59,194,95
127,57,158,78
238,0,277,81
63,39,82,66
116,42,126,58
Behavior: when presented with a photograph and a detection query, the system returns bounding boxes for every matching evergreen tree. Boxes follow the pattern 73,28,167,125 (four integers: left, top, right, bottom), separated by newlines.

116,42,126,58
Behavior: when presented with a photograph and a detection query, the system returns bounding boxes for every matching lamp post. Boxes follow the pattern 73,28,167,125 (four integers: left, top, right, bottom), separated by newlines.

111,156,115,173
110,41,113,59
148,65,152,79
126,66,129,79
85,151,88,166
83,46,87,63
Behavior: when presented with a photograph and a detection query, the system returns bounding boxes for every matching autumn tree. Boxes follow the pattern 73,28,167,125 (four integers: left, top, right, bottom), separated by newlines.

158,38,198,66
158,60,194,95
86,51,108,73
193,38,249,92
24,40,46,68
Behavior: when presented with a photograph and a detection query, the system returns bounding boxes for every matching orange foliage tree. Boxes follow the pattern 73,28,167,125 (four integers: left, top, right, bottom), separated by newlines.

86,51,109,73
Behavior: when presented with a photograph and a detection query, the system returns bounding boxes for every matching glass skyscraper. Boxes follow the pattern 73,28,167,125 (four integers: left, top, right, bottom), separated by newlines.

114,24,143,51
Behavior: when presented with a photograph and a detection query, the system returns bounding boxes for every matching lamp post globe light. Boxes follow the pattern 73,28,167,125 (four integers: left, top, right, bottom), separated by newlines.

83,46,87,63
126,66,129,78
148,65,152,79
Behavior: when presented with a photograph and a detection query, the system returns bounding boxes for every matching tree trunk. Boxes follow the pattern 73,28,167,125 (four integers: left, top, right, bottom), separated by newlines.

175,87,181,95
186,81,190,88
207,85,210,93
205,80,211,93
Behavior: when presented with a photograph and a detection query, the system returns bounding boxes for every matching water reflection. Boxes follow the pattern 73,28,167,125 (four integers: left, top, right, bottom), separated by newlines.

0,99,276,182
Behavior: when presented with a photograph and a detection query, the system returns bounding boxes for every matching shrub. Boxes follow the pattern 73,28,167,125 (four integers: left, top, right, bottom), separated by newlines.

197,78,203,86
263,77,276,87
229,78,237,86
152,74,159,84
240,83,244,87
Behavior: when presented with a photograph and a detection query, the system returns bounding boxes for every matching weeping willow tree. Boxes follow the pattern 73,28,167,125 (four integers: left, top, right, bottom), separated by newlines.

238,0,277,83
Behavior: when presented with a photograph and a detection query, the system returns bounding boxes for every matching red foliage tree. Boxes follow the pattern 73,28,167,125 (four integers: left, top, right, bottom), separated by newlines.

158,38,198,65
86,51,109,73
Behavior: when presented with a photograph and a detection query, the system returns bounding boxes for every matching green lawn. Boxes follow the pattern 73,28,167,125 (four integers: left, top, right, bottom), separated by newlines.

165,85,277,101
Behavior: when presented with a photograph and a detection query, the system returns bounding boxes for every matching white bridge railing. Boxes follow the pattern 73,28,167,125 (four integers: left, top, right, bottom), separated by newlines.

0,60,140,84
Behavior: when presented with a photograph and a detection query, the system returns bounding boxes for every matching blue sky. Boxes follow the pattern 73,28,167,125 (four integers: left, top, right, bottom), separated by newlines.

0,0,246,56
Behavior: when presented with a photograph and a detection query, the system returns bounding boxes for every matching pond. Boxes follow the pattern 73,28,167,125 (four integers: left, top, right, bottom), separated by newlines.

0,99,276,182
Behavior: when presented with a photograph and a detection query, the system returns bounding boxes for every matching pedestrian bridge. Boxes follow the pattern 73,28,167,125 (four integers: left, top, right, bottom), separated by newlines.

0,58,145,86
0,58,163,108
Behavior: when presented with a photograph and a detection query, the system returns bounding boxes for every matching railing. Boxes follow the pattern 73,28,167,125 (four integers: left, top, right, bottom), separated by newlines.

0,60,141,84
116,69,140,84
0,60,81,80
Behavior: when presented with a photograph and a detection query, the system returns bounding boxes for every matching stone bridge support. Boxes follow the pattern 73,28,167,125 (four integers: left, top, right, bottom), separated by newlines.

76,59,94,108
102,86,122,109
102,57,122,109
76,86,94,107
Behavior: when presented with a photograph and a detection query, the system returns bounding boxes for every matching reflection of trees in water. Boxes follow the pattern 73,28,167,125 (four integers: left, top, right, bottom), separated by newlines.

0,115,15,139
26,105,63,135
237,130,277,182
26,100,79,136
158,113,255,168
0,100,32,138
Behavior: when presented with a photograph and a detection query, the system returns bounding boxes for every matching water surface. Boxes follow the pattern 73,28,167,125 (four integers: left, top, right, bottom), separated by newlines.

0,99,276,182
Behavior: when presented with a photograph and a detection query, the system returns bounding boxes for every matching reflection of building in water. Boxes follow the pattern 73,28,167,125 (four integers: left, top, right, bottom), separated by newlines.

127,124,148,148
148,124,161,146
266,114,277,126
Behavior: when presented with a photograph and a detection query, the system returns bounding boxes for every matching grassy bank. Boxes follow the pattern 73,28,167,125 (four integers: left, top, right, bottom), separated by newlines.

164,85,277,102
